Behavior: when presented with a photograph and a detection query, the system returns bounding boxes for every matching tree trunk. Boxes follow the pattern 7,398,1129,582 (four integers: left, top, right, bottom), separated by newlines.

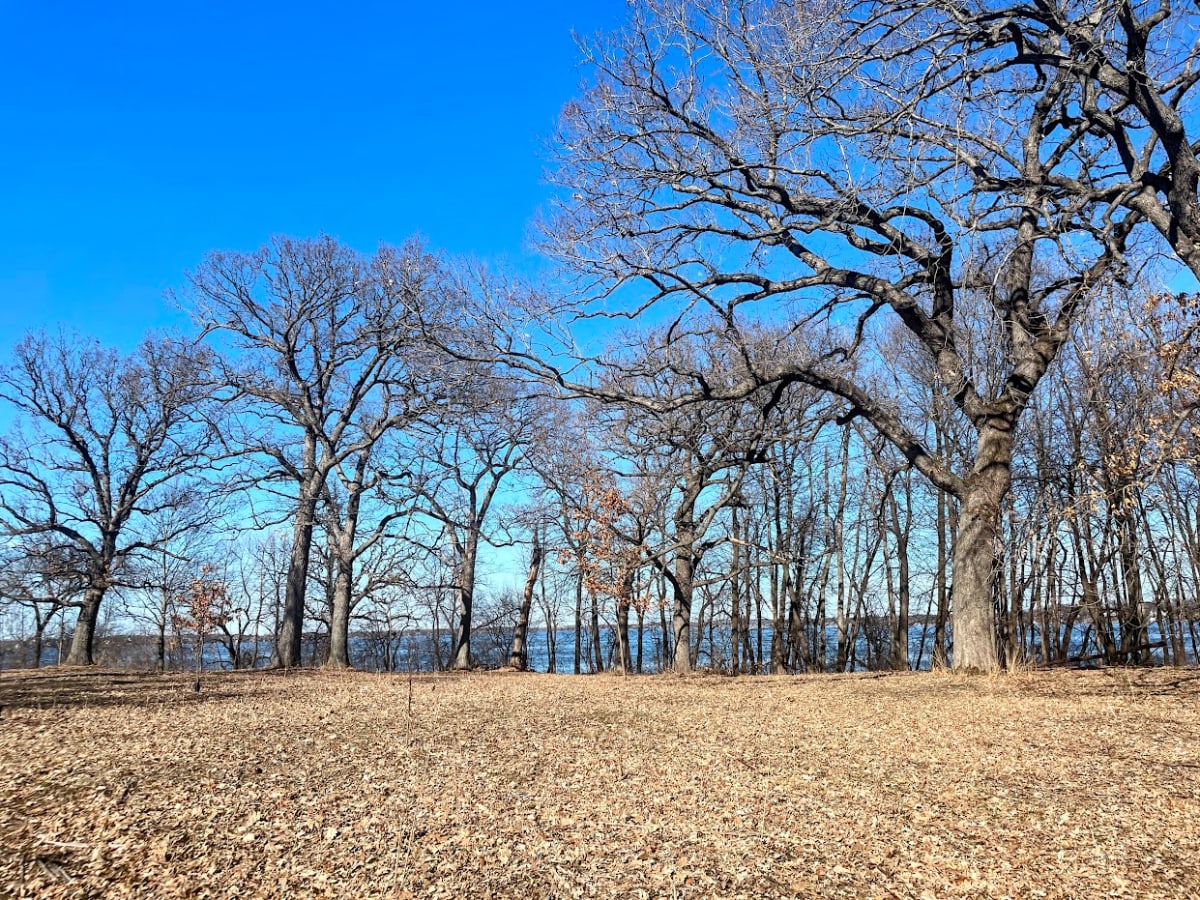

326,458,369,670
888,487,912,671
657,573,670,671
613,567,634,675
787,586,810,673
635,603,645,673
786,540,811,672
325,557,355,669
1115,509,1149,664
730,509,742,676
64,587,104,666
813,558,827,673
950,426,1010,673
671,547,694,674
508,533,543,670
573,568,583,675
275,486,319,668
933,437,952,669
32,621,44,669
540,570,557,673
833,428,852,671
157,588,169,673
589,590,604,673
450,539,479,670
768,544,784,674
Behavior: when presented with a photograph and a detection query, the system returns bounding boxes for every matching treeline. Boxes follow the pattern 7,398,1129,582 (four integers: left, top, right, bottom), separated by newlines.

1,283,1196,674
3,0,1200,675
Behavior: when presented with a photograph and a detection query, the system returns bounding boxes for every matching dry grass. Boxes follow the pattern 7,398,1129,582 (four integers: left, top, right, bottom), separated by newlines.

1,667,1199,899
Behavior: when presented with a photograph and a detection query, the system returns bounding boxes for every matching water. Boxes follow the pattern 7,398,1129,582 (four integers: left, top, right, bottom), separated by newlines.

5,619,1195,672
345,619,1200,673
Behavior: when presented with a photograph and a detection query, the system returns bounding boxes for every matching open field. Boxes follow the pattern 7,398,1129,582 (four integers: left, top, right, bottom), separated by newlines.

1,669,1199,899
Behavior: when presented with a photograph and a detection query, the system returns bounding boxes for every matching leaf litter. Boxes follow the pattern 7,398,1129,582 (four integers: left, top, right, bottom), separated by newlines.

1,667,1198,899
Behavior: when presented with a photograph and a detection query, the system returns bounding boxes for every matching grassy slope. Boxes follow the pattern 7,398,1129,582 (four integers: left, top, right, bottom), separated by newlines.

1,668,1198,899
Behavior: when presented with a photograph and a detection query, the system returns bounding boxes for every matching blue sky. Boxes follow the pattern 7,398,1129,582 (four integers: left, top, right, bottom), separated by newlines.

0,0,624,351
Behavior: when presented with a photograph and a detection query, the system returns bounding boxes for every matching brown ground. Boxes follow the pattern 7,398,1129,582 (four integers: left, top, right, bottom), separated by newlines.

1,667,1198,899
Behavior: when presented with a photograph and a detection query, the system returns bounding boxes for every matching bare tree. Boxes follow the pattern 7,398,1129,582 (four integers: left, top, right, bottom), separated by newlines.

535,0,1145,670
398,372,544,670
114,491,227,671
889,0,1200,280
0,332,217,665
318,445,426,669
523,408,607,674
186,236,446,668
587,331,794,672
0,540,82,667
508,526,544,670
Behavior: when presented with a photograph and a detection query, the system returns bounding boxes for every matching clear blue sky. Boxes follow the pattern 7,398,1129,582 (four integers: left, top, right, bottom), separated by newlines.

0,0,624,351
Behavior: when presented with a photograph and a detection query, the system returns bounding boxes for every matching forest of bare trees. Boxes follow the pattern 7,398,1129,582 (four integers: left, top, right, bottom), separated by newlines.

2,0,1200,676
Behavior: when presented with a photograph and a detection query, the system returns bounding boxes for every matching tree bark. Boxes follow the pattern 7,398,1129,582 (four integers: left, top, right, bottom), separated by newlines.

730,508,743,676
540,569,557,673
274,485,319,669
671,542,695,674
508,533,543,670
325,469,365,669
635,604,645,674
325,557,354,669
833,430,852,672
157,588,169,673
1115,505,1148,664
933,443,952,668
32,619,45,669
450,539,479,670
589,591,604,673
950,426,1011,673
573,568,583,674
887,486,912,671
768,540,784,674
613,567,634,675
656,573,670,671
64,588,104,666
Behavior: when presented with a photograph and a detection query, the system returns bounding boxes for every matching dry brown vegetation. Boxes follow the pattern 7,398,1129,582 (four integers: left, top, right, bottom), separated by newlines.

1,668,1199,899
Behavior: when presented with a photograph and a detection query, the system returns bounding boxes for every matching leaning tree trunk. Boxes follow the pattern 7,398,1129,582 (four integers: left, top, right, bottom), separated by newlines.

951,425,1012,673
508,533,543,670
64,587,105,666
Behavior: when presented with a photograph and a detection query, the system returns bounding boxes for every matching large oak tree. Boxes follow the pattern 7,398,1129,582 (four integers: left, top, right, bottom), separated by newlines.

543,0,1148,670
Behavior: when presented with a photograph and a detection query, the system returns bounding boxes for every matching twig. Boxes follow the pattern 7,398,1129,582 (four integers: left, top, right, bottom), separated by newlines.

35,837,91,851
